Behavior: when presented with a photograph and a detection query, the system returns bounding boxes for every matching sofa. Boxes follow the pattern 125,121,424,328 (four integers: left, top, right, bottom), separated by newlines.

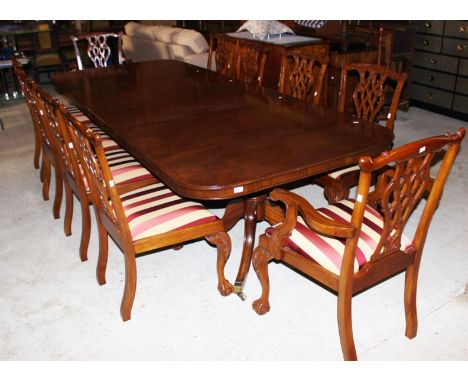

122,22,212,69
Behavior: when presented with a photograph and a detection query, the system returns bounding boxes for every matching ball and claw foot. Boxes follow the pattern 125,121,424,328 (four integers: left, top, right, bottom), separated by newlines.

218,280,234,296
252,299,270,315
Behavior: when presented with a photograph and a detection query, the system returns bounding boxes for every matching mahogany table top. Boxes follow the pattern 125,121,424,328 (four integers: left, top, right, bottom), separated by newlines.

52,60,393,200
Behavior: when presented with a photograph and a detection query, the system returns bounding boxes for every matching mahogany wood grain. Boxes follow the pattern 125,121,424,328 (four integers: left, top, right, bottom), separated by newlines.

52,60,393,201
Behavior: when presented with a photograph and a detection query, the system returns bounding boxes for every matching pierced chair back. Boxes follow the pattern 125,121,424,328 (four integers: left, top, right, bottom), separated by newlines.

234,40,268,87
71,32,123,70
208,32,236,75
278,52,328,105
252,128,465,360
338,63,407,132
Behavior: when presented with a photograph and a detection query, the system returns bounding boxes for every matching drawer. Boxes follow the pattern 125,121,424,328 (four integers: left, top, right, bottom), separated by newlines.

444,21,468,39
453,94,468,113
416,21,445,35
413,51,458,74
459,59,468,76
412,68,456,91
456,77,468,95
415,34,442,53
442,38,468,58
411,84,453,108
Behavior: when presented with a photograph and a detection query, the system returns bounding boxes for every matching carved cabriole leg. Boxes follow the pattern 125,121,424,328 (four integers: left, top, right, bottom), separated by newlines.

205,231,233,296
79,198,91,262
42,155,51,201
33,128,41,170
404,263,419,339
120,247,137,322
52,166,63,219
252,246,273,315
337,288,357,361
64,182,73,236
96,219,109,284
324,182,350,204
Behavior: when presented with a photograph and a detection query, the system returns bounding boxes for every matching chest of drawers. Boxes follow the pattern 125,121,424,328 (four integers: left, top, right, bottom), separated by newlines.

411,20,468,120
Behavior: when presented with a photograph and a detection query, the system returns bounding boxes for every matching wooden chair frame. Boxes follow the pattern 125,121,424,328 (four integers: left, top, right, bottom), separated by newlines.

251,128,465,360
71,32,123,71
12,58,42,171
62,111,233,321
315,63,408,203
278,52,328,105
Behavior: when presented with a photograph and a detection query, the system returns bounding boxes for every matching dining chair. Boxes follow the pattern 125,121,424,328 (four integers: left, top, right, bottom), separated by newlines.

278,52,328,105
208,33,267,87
62,110,233,321
251,128,465,360
11,57,42,171
70,32,123,70
234,40,268,87
207,32,236,75
314,63,407,203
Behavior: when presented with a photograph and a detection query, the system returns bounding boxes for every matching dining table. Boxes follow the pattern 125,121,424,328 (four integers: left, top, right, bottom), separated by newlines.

52,59,394,300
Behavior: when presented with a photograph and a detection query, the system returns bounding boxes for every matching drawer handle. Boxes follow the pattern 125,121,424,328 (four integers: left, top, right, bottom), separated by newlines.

426,92,433,100
425,22,432,28
427,75,435,81
457,44,466,52
459,26,468,33
423,39,430,46
429,58,438,64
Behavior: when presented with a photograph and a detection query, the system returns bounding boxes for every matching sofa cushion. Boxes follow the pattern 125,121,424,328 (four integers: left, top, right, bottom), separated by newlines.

151,27,208,54
124,21,155,40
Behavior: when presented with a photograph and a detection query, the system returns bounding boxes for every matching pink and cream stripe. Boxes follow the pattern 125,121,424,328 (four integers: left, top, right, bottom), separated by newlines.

327,164,360,180
119,183,218,240
269,199,412,275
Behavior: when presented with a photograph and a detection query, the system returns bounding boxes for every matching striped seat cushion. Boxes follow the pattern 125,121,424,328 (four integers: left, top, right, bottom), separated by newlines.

120,183,218,241
105,147,155,186
66,106,119,150
267,199,412,275
327,164,360,180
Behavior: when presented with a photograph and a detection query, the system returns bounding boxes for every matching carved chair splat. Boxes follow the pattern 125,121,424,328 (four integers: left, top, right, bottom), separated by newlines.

71,32,123,71
278,52,328,105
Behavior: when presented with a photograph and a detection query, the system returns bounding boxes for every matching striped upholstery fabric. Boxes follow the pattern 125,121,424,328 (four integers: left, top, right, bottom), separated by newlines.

67,106,154,185
120,183,218,241
327,164,360,180
267,199,412,275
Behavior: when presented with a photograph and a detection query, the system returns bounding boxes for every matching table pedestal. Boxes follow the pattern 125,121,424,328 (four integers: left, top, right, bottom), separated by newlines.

222,195,284,300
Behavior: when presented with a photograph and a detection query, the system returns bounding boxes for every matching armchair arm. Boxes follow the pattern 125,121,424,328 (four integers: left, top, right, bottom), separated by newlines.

270,188,356,240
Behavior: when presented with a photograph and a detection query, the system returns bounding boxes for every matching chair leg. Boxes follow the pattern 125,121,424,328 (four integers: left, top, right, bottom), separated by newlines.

64,182,73,236
337,289,357,361
42,155,51,201
404,264,419,339
120,249,137,322
205,232,233,296
33,127,41,170
52,167,63,219
252,246,273,315
96,220,109,283
78,198,91,262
